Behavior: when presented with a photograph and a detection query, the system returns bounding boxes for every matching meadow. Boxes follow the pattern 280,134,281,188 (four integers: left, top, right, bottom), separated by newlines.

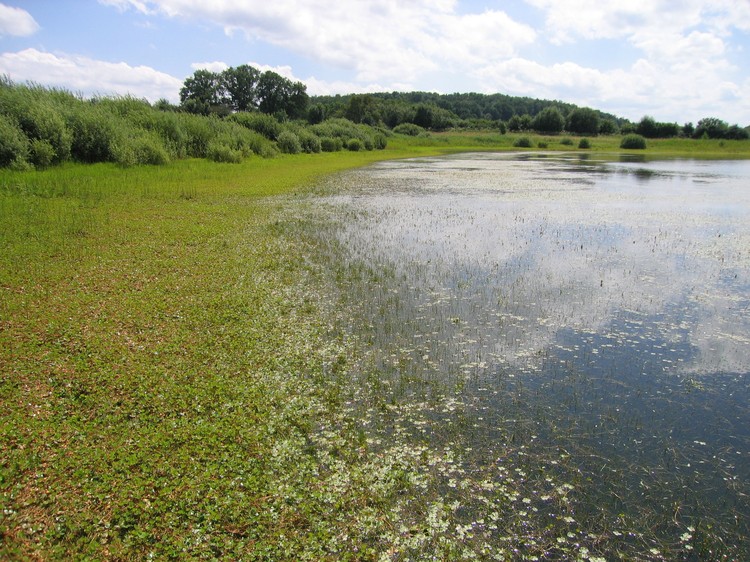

2,134,750,560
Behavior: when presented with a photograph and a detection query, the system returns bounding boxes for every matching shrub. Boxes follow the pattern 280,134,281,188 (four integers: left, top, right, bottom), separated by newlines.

277,130,302,154
0,114,30,167
320,137,341,152
620,134,647,149
18,101,72,163
347,138,363,151
513,136,532,148
66,106,118,162
578,138,591,149
207,142,243,163
393,123,425,136
30,139,56,168
296,129,322,153
560,137,574,146
229,112,282,140
114,131,171,166
373,133,388,150
176,113,215,158
537,141,548,149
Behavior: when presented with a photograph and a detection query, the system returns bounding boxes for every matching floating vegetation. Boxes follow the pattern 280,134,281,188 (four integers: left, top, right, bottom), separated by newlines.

290,153,750,559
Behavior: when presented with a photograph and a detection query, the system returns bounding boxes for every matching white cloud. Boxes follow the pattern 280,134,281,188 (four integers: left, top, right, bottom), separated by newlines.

525,0,748,43
0,48,183,102
98,0,534,84
191,60,229,73
0,3,39,37
474,52,749,124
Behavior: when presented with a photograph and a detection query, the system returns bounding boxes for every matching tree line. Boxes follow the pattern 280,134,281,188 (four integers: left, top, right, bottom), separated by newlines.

172,65,748,139
175,65,748,140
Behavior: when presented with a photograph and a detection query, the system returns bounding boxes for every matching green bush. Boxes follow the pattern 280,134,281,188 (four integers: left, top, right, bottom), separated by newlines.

373,133,388,150
17,101,72,163
560,137,574,146
66,106,118,162
0,114,30,167
206,142,243,163
29,139,56,168
296,129,322,153
347,138,363,151
114,131,171,166
620,134,647,149
277,130,302,154
229,112,282,141
176,113,215,158
537,141,548,149
513,136,532,148
320,137,341,152
578,138,591,149
311,118,370,145
393,123,425,136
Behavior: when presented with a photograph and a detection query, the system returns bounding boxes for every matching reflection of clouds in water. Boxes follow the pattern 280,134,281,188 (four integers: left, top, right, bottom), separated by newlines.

326,154,750,377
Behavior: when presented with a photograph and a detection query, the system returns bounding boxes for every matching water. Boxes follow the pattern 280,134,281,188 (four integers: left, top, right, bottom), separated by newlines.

307,153,750,559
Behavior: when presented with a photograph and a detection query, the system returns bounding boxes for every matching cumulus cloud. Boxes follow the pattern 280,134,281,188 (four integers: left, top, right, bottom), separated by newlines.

0,3,39,37
191,60,229,73
97,0,534,84
526,0,748,43
0,48,183,102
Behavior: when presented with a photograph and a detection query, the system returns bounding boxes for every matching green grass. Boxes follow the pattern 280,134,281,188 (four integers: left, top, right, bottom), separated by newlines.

0,152,419,560
2,136,750,560
387,130,750,158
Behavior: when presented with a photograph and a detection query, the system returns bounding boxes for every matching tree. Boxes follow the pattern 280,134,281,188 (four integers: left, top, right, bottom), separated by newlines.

179,70,226,114
598,119,619,135
531,106,564,134
726,124,749,140
256,71,309,119
507,113,532,132
566,107,599,135
344,94,380,125
221,65,260,112
693,117,728,139
307,103,326,125
636,116,658,138
413,104,434,129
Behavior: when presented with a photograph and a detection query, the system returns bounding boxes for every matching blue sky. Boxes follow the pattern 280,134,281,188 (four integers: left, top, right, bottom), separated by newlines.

1,1,749,125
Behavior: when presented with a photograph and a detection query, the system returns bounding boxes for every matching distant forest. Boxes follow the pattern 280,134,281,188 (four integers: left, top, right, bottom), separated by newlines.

309,91,749,140
174,65,748,139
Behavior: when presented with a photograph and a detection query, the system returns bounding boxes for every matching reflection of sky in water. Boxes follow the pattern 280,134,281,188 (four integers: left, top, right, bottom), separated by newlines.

326,154,750,378
316,153,750,538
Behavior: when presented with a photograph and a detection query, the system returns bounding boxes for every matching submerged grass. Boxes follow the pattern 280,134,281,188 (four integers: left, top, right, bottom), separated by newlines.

2,138,749,560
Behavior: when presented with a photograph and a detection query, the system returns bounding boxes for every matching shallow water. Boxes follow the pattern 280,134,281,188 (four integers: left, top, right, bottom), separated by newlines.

310,153,750,557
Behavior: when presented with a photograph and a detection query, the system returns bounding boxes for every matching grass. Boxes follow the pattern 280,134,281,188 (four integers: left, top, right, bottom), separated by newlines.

0,152,416,560
387,130,750,158
2,135,749,560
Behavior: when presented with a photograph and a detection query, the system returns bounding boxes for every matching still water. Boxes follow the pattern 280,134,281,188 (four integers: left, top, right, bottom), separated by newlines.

310,153,750,559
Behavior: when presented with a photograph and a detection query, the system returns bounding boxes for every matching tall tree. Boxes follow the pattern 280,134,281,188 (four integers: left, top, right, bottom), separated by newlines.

531,106,564,134
221,65,260,112
257,71,309,119
566,107,599,135
179,70,226,114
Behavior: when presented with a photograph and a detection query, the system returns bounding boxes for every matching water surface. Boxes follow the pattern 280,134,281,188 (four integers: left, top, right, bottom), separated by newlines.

310,153,750,558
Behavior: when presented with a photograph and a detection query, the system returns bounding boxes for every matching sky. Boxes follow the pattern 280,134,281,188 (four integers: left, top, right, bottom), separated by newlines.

1,1,749,125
